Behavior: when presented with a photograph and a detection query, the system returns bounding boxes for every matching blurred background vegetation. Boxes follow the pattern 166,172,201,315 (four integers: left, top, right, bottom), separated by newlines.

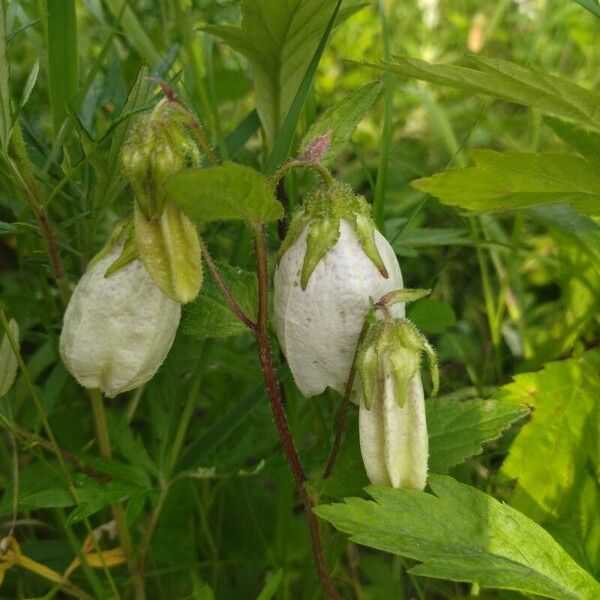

0,0,599,598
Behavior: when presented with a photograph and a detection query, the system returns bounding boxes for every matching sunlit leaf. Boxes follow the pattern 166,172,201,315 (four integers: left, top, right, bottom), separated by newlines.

316,475,600,600
375,55,600,131
413,150,600,216
299,80,382,166
168,163,283,225
204,0,341,145
498,349,600,522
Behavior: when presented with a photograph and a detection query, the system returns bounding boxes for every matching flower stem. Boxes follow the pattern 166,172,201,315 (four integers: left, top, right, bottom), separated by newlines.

323,318,370,479
88,389,145,599
269,159,334,192
199,237,256,332
253,226,340,600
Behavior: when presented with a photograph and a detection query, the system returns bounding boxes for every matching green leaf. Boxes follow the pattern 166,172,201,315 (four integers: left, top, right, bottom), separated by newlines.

315,475,600,600
168,163,283,225
315,399,527,499
0,318,18,396
376,55,600,131
573,0,600,19
0,4,11,148
408,299,456,334
527,204,600,274
183,264,258,339
413,150,600,216
104,0,161,67
105,410,158,477
498,349,600,522
299,80,382,166
204,0,339,146
427,399,529,473
263,0,342,175
47,0,78,134
545,117,600,163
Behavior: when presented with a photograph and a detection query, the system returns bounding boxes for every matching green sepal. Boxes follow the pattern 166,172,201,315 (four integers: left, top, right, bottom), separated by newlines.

387,346,421,408
104,226,138,277
357,316,439,409
301,216,340,289
358,344,381,411
134,201,203,303
352,213,387,278
278,181,389,288
378,288,431,308
122,98,203,221
88,220,133,270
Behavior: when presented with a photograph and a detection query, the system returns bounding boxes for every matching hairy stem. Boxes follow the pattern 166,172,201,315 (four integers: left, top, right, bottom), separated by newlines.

269,159,334,192
253,226,340,600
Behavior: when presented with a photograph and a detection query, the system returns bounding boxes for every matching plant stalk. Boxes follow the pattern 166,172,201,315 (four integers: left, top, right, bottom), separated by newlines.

253,226,340,600
88,389,145,599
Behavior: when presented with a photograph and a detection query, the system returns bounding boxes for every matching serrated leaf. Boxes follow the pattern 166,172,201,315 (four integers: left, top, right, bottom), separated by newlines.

183,264,257,339
299,80,382,166
375,55,600,131
498,349,600,522
315,475,600,600
413,150,600,216
427,399,529,473
168,163,283,225
0,318,18,397
314,399,527,500
204,0,339,146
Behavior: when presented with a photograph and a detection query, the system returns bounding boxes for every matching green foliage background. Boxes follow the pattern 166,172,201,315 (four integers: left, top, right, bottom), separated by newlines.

0,0,599,598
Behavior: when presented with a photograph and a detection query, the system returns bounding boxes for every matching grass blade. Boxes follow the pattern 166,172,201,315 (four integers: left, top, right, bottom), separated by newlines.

46,0,78,135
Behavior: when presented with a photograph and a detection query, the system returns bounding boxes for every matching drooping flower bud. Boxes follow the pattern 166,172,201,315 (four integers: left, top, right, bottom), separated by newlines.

122,98,203,303
357,317,438,490
274,181,404,398
60,234,181,398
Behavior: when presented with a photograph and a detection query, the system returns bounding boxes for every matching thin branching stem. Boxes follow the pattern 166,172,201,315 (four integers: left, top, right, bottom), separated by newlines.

270,159,334,191
322,318,371,479
199,237,257,332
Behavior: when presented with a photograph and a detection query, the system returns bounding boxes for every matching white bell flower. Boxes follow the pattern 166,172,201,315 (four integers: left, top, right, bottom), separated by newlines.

357,317,438,490
274,182,403,398
60,241,181,397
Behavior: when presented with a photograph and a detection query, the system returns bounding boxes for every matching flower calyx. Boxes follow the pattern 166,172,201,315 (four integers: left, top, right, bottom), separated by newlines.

121,98,203,303
278,181,388,290
358,314,439,411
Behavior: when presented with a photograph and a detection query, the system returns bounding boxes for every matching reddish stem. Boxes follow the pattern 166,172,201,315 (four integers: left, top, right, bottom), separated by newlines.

254,226,340,600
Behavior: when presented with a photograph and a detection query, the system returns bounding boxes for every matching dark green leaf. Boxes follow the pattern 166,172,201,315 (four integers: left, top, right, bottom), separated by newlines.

545,117,600,162
408,299,456,334
427,399,529,473
47,0,78,134
168,163,283,225
183,263,257,339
